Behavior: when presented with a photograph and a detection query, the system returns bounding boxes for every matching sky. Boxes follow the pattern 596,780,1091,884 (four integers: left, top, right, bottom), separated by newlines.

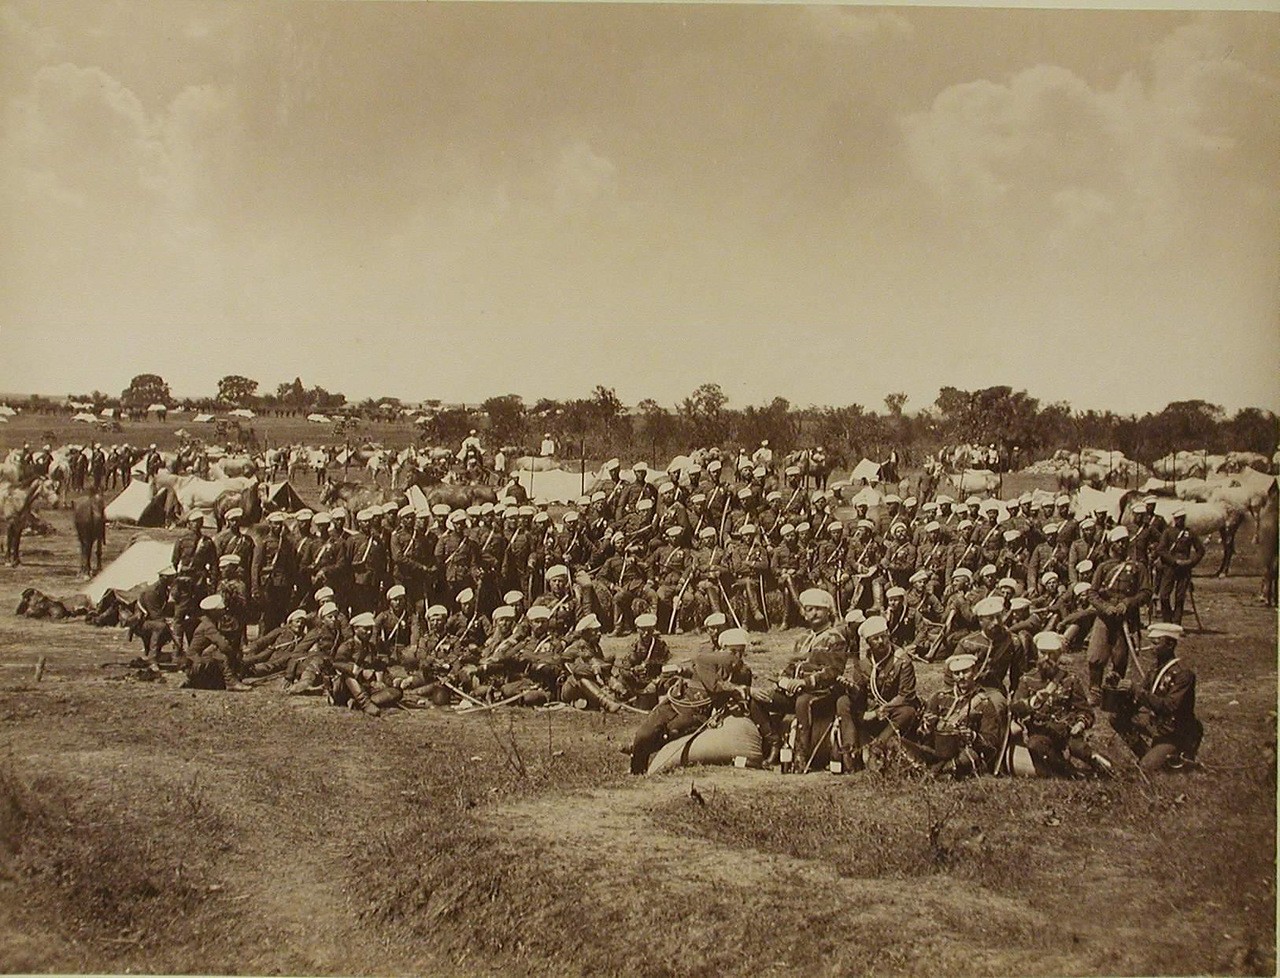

2,1,1277,416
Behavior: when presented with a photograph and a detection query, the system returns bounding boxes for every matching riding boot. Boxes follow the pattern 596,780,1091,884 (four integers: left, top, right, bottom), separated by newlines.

287,666,323,695
220,659,251,692
344,676,380,716
1087,663,1104,705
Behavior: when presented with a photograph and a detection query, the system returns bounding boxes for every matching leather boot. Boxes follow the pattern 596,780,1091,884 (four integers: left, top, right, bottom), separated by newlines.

345,676,380,716
221,660,251,692
1087,663,1104,705
287,667,322,695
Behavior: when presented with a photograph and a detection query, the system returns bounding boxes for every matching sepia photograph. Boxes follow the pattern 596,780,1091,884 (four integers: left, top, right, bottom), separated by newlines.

0,1,1277,975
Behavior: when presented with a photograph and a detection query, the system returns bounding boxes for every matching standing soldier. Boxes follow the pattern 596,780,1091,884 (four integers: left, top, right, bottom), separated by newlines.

391,509,432,610
171,511,217,650
435,511,479,611
346,509,387,616
1085,526,1152,704
215,508,256,570
312,513,352,611
252,511,297,633
1155,508,1204,624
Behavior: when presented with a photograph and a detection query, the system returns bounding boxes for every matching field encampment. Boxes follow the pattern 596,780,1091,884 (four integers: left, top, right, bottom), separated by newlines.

0,470,1274,976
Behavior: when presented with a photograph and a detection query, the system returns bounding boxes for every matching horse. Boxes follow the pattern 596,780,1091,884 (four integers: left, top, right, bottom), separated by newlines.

366,450,393,487
1258,487,1278,607
1,477,60,566
213,481,265,529
73,492,107,578
319,480,402,514
1118,489,1248,577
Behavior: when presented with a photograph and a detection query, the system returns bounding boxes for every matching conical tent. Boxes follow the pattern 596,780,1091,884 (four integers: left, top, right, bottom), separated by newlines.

82,539,174,604
266,480,307,512
104,479,173,526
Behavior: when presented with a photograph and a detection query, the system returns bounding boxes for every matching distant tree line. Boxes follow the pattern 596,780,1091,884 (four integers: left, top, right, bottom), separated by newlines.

18,376,1277,468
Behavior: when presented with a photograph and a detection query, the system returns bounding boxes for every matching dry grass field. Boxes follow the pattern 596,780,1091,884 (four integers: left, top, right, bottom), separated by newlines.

0,416,1275,976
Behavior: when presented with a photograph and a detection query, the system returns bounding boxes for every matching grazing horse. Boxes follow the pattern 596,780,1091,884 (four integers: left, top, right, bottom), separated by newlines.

1,477,60,566
73,492,107,578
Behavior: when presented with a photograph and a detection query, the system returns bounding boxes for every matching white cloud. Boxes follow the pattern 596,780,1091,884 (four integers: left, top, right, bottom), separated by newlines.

553,140,617,213
802,8,914,44
898,17,1278,250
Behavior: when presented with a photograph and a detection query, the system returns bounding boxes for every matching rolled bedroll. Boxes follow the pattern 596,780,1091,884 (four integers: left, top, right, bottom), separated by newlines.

646,716,763,775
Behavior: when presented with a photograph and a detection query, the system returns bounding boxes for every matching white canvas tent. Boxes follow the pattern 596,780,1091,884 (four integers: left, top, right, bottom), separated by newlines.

0,405,16,416
849,458,881,483
104,479,171,526
229,408,255,419
82,539,174,604
509,467,585,505
308,413,332,423
72,412,97,423
194,413,215,423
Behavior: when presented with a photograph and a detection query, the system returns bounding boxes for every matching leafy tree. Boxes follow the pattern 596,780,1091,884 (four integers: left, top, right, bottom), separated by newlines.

1226,408,1279,456
637,398,682,456
482,394,527,446
884,392,908,417
216,375,259,406
121,373,171,409
679,382,729,446
590,385,624,429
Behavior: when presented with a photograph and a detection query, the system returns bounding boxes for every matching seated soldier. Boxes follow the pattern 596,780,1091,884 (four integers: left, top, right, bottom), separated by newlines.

243,608,312,677
908,653,1006,777
1011,631,1112,777
180,593,251,691
447,586,492,654
496,605,567,705
374,584,419,659
768,588,861,773
134,566,179,663
628,635,743,775
1109,622,1203,773
561,614,624,711
855,615,921,763
329,612,401,717
608,612,669,707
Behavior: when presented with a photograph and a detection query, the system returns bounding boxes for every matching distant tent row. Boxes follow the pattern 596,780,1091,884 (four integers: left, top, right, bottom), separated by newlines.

103,475,308,528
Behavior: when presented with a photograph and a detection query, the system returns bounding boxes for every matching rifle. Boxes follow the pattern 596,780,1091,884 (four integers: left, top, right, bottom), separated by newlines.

668,565,695,633
926,608,955,661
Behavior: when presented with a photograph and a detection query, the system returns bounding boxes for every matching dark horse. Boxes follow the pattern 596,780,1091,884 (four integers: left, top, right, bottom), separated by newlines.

74,492,106,579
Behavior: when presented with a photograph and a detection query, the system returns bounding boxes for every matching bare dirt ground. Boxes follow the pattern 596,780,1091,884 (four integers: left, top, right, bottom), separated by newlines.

0,468,1275,976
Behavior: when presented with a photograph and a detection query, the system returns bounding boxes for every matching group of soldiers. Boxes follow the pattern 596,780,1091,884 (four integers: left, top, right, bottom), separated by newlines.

630,586,1201,778
114,452,1205,777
